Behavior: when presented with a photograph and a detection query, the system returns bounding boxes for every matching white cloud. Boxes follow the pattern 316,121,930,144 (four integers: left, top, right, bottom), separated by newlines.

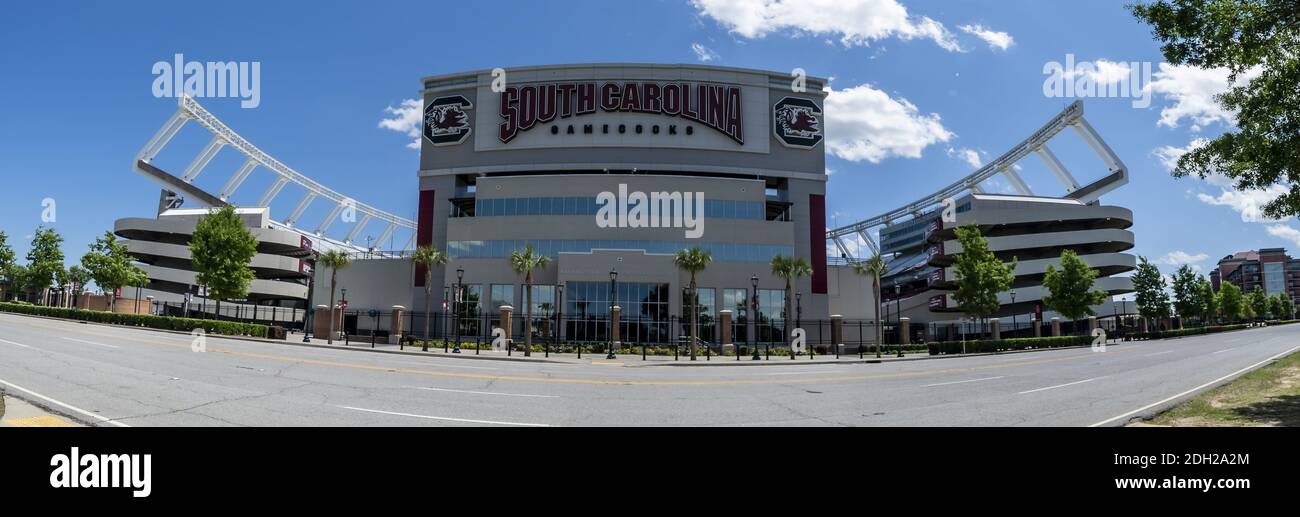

690,42,720,62
691,0,963,51
1158,251,1208,271
379,98,423,150
1087,59,1132,84
947,147,982,168
958,24,1013,51
1196,184,1288,223
1266,225,1300,247
1153,137,1232,187
824,83,953,163
1147,63,1261,131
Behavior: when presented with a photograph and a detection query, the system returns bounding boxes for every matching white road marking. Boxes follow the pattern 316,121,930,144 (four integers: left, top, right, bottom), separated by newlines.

923,376,1005,388
1018,377,1101,395
62,337,121,349
0,377,131,427
1144,350,1174,357
337,405,551,427
1211,348,1237,355
1090,344,1300,427
0,338,33,349
413,387,558,398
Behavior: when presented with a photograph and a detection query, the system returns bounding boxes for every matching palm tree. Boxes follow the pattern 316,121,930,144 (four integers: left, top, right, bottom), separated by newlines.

770,255,812,350
411,245,448,351
852,254,887,358
318,250,351,344
509,245,550,357
673,247,713,360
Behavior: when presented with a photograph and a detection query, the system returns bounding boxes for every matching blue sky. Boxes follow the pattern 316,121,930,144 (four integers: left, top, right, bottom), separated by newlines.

0,0,1286,282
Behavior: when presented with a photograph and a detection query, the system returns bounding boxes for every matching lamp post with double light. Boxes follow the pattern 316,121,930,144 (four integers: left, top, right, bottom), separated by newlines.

454,267,464,353
607,269,618,360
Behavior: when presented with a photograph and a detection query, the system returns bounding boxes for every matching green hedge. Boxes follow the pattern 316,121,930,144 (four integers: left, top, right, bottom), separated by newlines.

927,335,1092,355
0,302,269,338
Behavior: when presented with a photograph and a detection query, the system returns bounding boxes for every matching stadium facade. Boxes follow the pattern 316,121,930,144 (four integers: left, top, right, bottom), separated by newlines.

408,64,837,343
110,63,1138,344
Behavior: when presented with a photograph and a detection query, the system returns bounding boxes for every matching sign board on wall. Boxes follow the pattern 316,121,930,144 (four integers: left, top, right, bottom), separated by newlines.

474,80,771,154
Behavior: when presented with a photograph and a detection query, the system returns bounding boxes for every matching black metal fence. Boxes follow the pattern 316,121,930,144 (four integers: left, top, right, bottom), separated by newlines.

327,308,892,358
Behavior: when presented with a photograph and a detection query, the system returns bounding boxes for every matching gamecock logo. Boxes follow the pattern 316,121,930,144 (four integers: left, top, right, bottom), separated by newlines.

423,95,473,146
773,97,823,149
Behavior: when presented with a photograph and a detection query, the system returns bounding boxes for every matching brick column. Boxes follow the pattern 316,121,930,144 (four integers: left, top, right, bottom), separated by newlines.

990,317,1001,340
498,305,513,352
1051,317,1061,337
1139,318,1148,333
1088,316,1097,335
719,309,733,354
900,317,911,345
1034,317,1041,337
389,305,405,345
312,305,330,339
831,314,843,354
610,306,621,345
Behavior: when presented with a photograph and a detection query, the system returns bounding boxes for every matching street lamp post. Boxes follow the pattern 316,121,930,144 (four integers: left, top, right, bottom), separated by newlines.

553,284,564,357
1010,290,1017,338
607,269,618,360
453,267,464,353
751,275,761,361
340,288,347,343
894,284,903,357
303,259,316,342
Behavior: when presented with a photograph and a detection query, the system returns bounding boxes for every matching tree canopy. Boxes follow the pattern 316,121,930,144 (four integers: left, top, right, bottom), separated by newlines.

1042,249,1109,320
950,224,1016,320
189,206,258,301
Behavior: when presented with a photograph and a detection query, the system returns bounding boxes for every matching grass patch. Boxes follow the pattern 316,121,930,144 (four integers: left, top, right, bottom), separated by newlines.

1146,350,1300,427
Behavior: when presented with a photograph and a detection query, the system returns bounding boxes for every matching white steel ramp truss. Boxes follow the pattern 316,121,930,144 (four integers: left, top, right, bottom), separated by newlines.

827,100,1128,262
134,96,416,254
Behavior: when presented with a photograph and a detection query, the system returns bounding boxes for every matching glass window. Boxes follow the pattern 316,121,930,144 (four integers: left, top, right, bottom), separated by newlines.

489,284,514,313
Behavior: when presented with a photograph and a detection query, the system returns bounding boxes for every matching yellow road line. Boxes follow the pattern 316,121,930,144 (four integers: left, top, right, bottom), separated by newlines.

14,319,1133,387
3,415,77,427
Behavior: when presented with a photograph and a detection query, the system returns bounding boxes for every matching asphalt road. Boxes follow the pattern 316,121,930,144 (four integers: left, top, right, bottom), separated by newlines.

1,312,1298,426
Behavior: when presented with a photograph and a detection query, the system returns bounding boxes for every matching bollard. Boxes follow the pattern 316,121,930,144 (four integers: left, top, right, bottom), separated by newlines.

1051,317,1061,337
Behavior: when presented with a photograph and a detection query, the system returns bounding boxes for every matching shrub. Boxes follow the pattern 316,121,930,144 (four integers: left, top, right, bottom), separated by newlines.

0,302,268,338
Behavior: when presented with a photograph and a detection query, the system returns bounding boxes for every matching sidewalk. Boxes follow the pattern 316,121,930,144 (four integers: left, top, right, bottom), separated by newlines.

0,394,83,427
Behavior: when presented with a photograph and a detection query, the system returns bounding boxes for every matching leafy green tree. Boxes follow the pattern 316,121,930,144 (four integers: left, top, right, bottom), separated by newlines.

27,226,64,305
950,225,1016,334
1042,249,1109,323
1131,1,1300,219
1268,293,1286,321
1197,278,1218,324
411,245,448,352
509,245,549,357
1248,285,1270,321
1280,295,1296,320
1132,257,1171,328
189,206,258,316
674,247,712,360
81,231,148,312
317,250,352,344
0,231,16,301
770,255,812,348
852,254,887,358
1170,265,1204,327
1218,282,1245,322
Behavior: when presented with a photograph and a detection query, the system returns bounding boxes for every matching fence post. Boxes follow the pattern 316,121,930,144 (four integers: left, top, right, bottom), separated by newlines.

831,315,843,358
